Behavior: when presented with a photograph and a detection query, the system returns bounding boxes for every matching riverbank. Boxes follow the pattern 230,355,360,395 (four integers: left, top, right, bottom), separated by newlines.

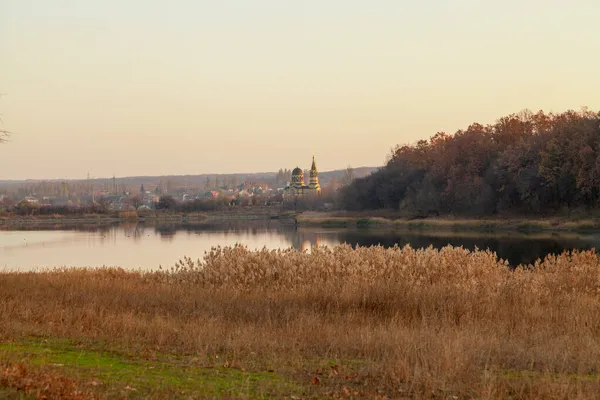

0,208,298,227
4,208,600,234
296,211,600,232
0,212,208,226
2,245,600,398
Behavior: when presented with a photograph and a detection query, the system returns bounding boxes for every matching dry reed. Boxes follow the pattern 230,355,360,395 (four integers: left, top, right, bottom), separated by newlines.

2,244,600,398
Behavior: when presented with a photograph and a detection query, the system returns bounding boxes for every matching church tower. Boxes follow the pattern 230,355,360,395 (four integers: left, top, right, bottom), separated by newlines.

308,155,321,192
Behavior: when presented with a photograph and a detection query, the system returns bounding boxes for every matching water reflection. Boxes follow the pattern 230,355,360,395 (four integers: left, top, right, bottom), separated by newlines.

2,220,600,271
335,230,600,266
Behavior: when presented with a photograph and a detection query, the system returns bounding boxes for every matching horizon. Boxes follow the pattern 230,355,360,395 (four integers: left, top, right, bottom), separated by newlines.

0,164,376,184
2,1,600,180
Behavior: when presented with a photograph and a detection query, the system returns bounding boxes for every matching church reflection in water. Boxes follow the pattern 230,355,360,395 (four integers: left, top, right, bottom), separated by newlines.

289,231,323,253
146,219,338,251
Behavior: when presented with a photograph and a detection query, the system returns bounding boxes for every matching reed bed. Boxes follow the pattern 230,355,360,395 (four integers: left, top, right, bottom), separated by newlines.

2,244,600,398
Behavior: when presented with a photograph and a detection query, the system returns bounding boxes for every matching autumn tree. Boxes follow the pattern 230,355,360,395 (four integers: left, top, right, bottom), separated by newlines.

339,108,600,216
157,195,177,210
0,195,15,210
16,200,40,216
341,166,355,187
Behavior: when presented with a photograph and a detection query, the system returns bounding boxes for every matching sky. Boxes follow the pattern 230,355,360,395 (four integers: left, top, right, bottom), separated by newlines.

1,0,600,180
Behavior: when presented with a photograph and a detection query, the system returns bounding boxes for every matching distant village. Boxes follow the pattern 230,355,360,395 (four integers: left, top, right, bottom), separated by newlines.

2,181,275,212
2,178,289,212
0,166,376,213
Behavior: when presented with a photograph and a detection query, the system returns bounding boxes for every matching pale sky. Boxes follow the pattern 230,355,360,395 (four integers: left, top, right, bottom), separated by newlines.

1,0,599,180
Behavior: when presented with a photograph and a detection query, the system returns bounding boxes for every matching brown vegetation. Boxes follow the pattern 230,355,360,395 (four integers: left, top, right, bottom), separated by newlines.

341,109,600,216
117,210,139,220
0,360,99,399
2,245,600,398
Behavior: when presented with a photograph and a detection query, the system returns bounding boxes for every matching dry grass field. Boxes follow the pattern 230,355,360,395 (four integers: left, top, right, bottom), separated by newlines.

2,244,600,398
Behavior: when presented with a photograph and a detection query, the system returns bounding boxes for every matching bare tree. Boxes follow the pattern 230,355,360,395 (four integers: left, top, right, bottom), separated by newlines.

0,131,8,143
0,94,8,143
341,165,355,187
0,115,8,143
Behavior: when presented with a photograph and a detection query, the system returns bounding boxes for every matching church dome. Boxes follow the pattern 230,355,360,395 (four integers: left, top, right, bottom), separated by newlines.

290,166,305,187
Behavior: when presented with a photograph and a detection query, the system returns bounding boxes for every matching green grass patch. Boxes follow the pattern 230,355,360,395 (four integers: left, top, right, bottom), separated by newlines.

355,217,389,227
299,211,600,234
298,217,353,227
516,221,546,233
0,339,306,399
500,369,600,382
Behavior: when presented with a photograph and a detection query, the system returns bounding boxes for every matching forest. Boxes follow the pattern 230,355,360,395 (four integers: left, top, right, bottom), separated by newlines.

339,109,600,216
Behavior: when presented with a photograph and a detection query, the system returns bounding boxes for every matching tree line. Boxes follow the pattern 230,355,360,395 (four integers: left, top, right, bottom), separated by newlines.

339,109,600,216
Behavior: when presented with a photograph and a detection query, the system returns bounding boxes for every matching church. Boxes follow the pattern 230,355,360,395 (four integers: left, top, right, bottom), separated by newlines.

283,156,321,198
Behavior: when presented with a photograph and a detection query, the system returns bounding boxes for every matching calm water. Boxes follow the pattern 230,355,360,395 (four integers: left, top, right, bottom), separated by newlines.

2,220,600,271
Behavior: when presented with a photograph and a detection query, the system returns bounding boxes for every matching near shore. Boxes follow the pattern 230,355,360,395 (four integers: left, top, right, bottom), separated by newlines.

2,245,600,398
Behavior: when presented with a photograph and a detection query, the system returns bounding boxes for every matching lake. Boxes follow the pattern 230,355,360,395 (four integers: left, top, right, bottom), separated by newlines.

2,220,600,271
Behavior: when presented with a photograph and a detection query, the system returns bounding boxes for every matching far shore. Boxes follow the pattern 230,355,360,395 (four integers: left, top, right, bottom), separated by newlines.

3,209,600,233
0,208,297,227
295,211,600,233
0,213,207,226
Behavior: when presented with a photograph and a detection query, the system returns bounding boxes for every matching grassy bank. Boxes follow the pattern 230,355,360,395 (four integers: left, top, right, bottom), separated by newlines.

2,245,600,398
296,211,600,232
0,339,303,399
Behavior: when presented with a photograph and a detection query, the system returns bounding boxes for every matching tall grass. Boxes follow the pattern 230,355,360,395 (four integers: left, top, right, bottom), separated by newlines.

2,245,600,397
